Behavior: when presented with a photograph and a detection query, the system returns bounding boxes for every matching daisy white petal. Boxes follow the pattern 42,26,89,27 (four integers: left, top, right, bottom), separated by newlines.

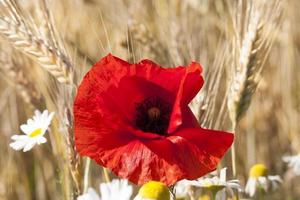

20,124,31,134
23,140,36,152
77,188,100,200
11,135,28,141
183,167,243,199
175,179,194,197
194,167,242,190
41,110,49,124
10,139,28,151
37,136,47,144
27,119,35,126
268,175,282,190
245,178,257,197
219,168,227,182
283,155,300,175
33,110,42,121
34,109,42,116
100,179,133,200
46,112,55,127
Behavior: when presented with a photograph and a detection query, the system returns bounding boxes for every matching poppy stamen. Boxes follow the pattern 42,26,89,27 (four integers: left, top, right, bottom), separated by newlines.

147,107,161,120
135,97,171,135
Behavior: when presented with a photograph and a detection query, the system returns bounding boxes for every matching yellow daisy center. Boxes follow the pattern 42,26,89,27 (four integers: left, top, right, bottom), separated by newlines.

198,194,211,200
203,182,224,190
202,180,225,193
249,164,268,178
29,128,43,138
139,181,170,200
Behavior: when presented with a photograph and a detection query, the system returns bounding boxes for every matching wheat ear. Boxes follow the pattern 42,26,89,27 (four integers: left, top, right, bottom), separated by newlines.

0,50,43,108
227,0,282,176
228,0,282,124
0,17,72,84
228,12,262,125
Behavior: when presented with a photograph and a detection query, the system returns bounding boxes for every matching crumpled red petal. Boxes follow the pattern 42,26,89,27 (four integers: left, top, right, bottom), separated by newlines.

167,62,204,133
132,59,189,93
77,126,233,186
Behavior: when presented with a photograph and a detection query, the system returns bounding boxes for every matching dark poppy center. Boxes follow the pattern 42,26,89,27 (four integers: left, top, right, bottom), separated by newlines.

135,97,171,135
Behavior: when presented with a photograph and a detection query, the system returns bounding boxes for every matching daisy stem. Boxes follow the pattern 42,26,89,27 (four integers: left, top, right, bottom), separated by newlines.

257,188,264,200
169,185,176,200
83,158,91,193
234,189,240,200
210,190,217,200
103,168,111,183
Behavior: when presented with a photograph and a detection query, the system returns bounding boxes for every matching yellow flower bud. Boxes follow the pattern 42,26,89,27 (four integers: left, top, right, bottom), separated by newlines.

249,164,268,178
135,181,170,200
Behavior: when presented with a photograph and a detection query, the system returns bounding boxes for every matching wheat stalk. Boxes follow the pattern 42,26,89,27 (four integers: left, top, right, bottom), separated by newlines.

65,107,82,195
53,85,82,196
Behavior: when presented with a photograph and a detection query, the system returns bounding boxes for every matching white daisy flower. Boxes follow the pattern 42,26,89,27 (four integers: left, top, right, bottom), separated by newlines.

101,179,133,200
196,168,242,190
175,168,242,199
77,179,133,200
195,168,242,199
77,188,100,200
245,164,282,197
283,154,300,175
9,110,54,152
175,179,196,198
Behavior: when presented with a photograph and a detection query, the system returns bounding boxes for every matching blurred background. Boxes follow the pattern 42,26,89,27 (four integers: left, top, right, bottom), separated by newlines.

0,0,299,199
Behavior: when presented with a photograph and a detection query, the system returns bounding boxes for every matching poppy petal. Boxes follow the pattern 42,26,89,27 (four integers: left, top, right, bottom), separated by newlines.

74,76,174,146
130,59,204,133
132,59,188,93
74,54,174,124
84,127,233,186
174,128,234,159
168,62,204,133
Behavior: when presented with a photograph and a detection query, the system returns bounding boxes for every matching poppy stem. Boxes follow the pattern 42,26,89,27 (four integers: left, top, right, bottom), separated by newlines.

231,121,237,177
83,158,91,193
231,143,237,176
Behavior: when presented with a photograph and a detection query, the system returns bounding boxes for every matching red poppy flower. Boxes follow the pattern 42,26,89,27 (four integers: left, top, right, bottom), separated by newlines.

74,54,234,186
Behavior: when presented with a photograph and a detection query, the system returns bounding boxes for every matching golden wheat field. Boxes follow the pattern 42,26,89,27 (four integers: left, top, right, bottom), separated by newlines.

0,0,299,200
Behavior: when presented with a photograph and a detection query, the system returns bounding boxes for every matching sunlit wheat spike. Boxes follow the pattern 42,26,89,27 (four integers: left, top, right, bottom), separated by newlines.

227,11,262,123
0,49,43,108
227,0,282,124
123,21,170,65
0,17,72,84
